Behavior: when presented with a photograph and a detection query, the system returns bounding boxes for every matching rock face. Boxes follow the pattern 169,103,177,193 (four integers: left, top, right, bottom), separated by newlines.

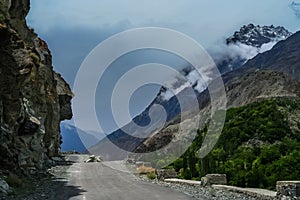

0,0,73,174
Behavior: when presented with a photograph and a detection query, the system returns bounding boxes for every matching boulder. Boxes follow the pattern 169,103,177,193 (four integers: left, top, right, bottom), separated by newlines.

201,174,227,186
156,169,177,180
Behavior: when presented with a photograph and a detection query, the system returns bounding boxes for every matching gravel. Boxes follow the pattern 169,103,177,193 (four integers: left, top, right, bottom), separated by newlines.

139,176,259,200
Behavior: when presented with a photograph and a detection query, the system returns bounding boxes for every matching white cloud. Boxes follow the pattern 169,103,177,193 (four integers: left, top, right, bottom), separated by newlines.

290,1,300,17
28,0,300,48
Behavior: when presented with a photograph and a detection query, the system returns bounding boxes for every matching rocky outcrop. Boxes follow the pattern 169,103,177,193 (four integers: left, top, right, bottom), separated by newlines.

226,24,292,47
0,0,73,175
156,169,177,181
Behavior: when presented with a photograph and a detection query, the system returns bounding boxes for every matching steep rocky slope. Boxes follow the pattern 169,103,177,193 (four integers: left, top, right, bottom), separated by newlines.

0,0,73,174
243,30,300,80
134,31,300,157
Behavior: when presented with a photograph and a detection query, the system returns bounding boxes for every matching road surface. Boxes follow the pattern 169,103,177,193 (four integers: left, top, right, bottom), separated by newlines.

59,155,197,200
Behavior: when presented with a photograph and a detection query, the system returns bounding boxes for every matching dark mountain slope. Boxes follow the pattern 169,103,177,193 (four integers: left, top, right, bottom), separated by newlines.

244,30,300,79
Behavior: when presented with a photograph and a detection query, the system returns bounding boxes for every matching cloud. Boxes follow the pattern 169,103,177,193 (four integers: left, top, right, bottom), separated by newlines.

160,68,206,101
209,34,287,69
28,0,300,48
290,1,300,17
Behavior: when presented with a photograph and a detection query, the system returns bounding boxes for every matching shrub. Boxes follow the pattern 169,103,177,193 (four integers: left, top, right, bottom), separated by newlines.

147,172,157,180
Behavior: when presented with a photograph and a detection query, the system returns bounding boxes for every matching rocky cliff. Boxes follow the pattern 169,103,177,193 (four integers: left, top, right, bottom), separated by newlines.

0,0,73,174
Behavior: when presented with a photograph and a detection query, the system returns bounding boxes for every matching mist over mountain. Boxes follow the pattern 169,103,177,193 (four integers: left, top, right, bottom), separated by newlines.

211,24,292,74
134,30,300,166
89,24,295,160
243,30,300,80
160,24,292,102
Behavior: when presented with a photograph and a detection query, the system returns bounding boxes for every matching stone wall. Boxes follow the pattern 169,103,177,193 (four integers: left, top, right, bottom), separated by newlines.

201,174,227,186
276,181,300,200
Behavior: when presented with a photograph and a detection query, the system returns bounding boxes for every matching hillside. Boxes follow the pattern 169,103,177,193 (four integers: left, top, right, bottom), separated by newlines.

133,31,300,155
133,31,300,189
172,99,300,190
244,30,300,79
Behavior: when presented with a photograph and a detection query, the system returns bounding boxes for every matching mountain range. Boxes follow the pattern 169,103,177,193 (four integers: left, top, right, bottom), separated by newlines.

89,24,298,161
135,29,300,155
60,122,103,153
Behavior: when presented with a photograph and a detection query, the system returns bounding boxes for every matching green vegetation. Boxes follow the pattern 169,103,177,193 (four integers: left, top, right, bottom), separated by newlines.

146,172,157,180
171,99,300,190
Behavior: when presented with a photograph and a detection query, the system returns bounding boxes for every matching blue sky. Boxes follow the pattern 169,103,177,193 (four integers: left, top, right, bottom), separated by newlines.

27,0,300,133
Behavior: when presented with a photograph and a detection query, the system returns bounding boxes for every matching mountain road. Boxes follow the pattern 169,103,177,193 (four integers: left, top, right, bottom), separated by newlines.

59,154,197,200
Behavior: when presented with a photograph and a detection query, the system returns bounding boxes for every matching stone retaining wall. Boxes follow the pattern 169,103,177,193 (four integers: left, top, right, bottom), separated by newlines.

276,181,300,200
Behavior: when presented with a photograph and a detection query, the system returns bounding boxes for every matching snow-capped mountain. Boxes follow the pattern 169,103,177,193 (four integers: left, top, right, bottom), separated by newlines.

89,24,293,160
226,24,292,47
215,24,292,73
159,24,292,102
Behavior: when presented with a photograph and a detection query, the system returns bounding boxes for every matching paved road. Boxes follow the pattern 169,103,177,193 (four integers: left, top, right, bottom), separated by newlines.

63,155,197,200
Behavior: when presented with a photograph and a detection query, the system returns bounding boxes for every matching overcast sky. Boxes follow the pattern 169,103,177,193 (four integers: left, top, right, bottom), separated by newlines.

27,0,300,133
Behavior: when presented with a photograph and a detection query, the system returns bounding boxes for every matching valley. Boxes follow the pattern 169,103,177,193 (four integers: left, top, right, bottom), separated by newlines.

1,0,300,199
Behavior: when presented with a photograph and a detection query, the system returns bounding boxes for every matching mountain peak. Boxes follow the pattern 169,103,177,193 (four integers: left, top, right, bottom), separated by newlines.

226,24,292,47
